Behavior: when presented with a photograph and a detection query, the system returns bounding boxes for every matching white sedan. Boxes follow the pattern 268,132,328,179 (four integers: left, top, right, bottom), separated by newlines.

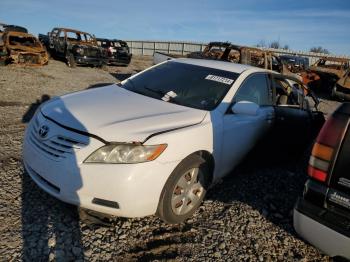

23,58,322,223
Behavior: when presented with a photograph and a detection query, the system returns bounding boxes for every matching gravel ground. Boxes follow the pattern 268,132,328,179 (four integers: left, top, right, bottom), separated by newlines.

0,56,341,261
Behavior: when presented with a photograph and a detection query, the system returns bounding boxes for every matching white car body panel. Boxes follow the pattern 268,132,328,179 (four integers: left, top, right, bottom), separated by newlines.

23,59,275,217
41,85,207,142
153,51,176,65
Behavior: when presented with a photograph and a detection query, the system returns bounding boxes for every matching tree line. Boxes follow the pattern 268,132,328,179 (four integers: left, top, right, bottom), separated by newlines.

256,40,330,54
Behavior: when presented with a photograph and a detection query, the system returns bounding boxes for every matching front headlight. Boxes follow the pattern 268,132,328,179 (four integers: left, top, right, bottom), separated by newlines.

84,143,167,164
75,47,84,55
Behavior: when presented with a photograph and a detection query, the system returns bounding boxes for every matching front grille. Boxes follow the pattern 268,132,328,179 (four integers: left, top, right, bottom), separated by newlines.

84,48,99,57
18,53,40,64
28,114,86,160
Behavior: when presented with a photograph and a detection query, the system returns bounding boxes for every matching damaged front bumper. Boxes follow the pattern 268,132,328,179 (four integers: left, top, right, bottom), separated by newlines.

108,54,132,65
74,55,107,66
9,51,49,66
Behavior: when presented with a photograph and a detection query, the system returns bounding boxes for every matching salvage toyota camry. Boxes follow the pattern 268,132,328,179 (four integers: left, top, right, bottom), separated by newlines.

23,58,323,223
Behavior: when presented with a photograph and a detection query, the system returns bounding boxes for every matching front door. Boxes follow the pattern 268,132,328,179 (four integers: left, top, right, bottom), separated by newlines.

219,73,274,176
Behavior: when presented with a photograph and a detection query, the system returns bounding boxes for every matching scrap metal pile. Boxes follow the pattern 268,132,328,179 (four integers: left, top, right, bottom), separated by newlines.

154,41,350,100
193,42,350,100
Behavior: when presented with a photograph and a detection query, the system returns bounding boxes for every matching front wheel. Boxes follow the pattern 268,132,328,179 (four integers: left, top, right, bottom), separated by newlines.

66,53,76,68
157,155,210,224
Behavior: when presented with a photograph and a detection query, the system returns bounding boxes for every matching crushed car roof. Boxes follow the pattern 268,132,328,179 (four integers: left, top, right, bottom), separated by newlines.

4,31,36,37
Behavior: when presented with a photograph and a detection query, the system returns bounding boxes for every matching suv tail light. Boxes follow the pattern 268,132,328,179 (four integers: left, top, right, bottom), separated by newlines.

308,114,349,182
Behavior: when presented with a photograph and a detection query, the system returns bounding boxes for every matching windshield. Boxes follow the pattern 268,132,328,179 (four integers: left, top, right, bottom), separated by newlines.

8,35,41,47
121,61,239,111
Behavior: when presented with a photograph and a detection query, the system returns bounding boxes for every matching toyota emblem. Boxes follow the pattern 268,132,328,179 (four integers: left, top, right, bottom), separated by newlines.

38,125,49,138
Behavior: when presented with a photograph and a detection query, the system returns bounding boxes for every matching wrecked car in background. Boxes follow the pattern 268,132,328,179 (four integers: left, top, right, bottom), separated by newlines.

0,23,28,34
96,38,132,66
279,55,309,71
39,27,106,68
0,30,49,66
306,57,350,100
153,42,305,81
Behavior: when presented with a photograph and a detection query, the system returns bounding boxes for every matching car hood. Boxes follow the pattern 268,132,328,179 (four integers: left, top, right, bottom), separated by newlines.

41,84,207,142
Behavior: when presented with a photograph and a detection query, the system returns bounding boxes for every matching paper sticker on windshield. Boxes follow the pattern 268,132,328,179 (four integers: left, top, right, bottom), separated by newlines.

205,75,234,85
162,91,177,102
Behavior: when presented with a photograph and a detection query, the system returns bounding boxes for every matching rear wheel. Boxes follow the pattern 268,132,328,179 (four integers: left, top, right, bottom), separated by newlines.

157,155,210,224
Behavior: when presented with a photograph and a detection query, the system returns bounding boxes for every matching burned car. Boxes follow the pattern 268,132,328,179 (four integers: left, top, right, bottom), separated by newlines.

0,31,49,66
0,23,28,34
279,55,309,71
96,38,132,66
40,28,106,68
154,42,304,81
306,57,350,100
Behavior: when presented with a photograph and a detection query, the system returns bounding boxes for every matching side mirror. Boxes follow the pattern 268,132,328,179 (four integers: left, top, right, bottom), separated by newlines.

231,101,259,116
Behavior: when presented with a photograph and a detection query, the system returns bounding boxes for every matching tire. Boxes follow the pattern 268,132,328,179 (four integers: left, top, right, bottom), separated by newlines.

66,53,76,68
157,154,210,224
98,63,108,70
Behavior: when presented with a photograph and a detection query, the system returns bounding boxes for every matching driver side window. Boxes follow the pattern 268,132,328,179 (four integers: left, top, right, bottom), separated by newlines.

233,73,271,106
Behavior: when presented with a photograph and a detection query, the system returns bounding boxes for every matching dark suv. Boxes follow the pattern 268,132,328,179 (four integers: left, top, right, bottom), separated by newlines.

96,38,131,66
294,103,350,260
39,27,106,67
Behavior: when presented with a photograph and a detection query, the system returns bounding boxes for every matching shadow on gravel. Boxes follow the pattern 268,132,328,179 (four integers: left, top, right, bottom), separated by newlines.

86,83,114,89
207,145,312,237
110,73,132,81
22,95,50,123
21,97,87,260
21,174,83,260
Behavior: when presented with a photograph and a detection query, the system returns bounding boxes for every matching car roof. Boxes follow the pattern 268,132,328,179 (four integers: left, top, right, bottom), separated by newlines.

4,31,36,38
53,27,92,35
172,58,269,74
